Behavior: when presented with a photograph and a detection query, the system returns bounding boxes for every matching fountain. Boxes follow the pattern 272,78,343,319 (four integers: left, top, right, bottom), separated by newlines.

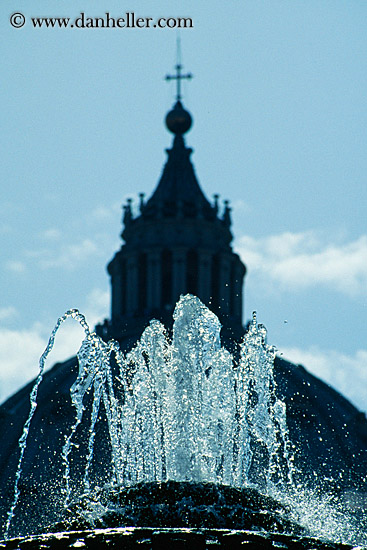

1,295,366,549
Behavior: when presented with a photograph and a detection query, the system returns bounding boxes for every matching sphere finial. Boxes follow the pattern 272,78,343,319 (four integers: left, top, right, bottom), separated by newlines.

165,100,193,135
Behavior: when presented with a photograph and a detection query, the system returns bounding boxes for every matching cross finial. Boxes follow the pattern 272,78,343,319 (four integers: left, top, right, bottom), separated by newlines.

165,37,193,101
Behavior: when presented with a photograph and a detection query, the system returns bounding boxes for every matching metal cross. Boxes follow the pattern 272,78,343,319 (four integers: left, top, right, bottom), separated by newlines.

165,38,192,101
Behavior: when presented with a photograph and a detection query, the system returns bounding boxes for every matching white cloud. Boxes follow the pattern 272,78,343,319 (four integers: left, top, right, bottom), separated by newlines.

41,228,62,240
0,327,47,403
43,238,100,269
5,260,27,274
5,199,120,276
90,202,121,222
83,288,109,326
280,345,367,413
0,320,87,405
26,238,101,270
232,199,252,215
237,232,367,297
1,328,82,407
0,288,110,405
0,306,17,322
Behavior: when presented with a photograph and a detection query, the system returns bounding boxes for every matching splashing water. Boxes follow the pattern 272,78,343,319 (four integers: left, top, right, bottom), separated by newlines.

4,309,91,539
235,313,294,491
4,295,294,538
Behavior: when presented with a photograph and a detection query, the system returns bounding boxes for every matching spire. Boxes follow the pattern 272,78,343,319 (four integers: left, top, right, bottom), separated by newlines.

142,132,214,220
119,51,235,230
139,52,216,221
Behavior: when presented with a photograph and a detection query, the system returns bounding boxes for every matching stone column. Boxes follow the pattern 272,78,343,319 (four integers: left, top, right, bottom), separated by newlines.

126,256,138,315
172,249,187,304
111,272,123,320
108,254,125,321
146,250,161,310
232,259,245,320
218,254,232,315
197,250,212,305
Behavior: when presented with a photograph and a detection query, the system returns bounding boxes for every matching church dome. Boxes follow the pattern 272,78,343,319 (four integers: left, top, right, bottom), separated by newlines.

165,100,192,134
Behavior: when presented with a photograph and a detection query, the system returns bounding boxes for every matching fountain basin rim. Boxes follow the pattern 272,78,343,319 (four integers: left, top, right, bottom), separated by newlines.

0,526,359,550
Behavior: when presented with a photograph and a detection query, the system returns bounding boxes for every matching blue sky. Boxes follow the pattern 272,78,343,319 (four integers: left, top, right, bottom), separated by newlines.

1,1,366,410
